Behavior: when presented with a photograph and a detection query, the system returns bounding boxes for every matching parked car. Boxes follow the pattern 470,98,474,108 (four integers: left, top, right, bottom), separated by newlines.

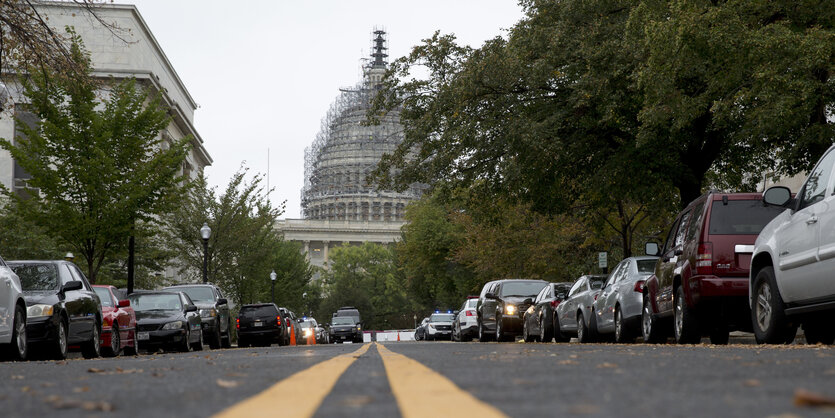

92,285,137,357
164,283,232,349
424,312,455,341
452,298,479,342
0,254,27,360
9,260,102,360
555,275,607,343
522,282,572,343
642,192,785,345
477,279,548,342
313,320,329,344
278,307,302,345
592,257,658,343
128,291,203,352
751,145,835,345
414,317,429,341
237,303,282,347
329,316,362,343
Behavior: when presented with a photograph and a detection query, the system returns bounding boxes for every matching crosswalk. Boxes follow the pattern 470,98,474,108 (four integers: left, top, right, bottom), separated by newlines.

214,342,506,418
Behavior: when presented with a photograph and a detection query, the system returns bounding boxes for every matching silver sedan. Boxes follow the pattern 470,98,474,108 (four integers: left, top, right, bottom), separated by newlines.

593,256,659,343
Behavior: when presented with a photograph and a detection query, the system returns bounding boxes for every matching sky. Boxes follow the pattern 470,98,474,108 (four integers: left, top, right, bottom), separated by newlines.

126,1,526,219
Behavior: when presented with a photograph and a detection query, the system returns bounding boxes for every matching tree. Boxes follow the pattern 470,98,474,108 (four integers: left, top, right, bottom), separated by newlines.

0,34,188,282
0,198,63,260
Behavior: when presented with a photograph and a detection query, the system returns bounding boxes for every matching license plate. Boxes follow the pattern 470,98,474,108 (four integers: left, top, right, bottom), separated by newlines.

254,321,263,327
138,332,149,341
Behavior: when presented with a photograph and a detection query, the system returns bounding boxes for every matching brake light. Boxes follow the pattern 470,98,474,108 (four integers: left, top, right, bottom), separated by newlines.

236,318,240,329
277,316,281,326
465,310,474,316
696,242,713,275
550,300,561,308
285,318,290,327
634,280,645,293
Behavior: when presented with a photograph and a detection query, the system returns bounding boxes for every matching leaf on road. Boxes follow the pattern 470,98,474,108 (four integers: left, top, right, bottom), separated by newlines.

597,362,618,369
11,375,24,380
794,389,835,408
87,368,106,374
558,360,578,365
73,386,89,393
216,379,240,388
743,379,761,387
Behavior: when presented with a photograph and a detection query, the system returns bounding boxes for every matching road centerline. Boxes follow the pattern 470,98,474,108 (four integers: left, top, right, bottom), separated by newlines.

213,343,371,418
376,343,507,418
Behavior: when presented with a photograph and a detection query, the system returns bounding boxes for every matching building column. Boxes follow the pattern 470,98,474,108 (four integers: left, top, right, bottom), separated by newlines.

303,240,310,260
323,241,330,265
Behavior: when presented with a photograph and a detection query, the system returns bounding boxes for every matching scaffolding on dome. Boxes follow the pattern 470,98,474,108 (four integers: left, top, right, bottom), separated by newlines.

301,28,425,222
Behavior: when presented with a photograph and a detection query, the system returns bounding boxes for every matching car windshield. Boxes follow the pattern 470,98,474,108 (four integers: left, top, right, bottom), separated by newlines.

637,260,657,274
554,284,571,299
466,299,478,308
241,306,277,317
430,314,454,322
500,281,546,297
709,200,784,235
12,263,60,291
332,317,355,326
174,286,215,302
300,320,315,329
93,287,114,307
129,294,182,312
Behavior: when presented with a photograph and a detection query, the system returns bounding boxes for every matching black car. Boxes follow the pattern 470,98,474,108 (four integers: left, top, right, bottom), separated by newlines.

329,316,362,343
523,282,572,343
477,279,548,342
237,303,282,347
414,317,429,341
164,283,232,349
9,260,102,360
128,291,203,352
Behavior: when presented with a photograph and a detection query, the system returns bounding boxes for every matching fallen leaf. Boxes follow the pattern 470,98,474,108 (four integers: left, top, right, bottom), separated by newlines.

216,379,240,388
743,379,761,387
82,401,114,412
73,387,89,393
597,362,618,369
21,386,31,393
558,360,578,365
794,389,835,408
87,368,106,374
11,375,24,380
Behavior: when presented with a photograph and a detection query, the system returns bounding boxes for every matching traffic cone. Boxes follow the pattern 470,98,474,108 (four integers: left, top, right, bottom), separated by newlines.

289,324,297,346
307,330,316,345
397,331,400,342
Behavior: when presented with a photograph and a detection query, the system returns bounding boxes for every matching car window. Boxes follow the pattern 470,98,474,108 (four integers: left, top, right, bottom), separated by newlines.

499,281,546,297
93,287,114,307
615,262,630,283
674,211,692,248
637,259,657,274
686,201,706,241
568,279,584,297
130,294,182,311
662,217,682,254
467,299,478,309
12,263,61,291
173,286,215,302
708,200,785,235
430,314,454,322
800,150,835,210
241,305,278,317
589,276,605,289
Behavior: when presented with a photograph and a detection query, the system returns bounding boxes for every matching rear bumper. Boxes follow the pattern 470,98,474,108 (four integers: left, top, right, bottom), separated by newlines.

690,276,749,301
238,328,281,341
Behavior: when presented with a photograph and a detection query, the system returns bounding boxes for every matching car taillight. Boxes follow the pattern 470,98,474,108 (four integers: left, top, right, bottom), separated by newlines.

236,318,240,329
550,300,561,308
277,316,281,326
696,242,713,275
285,318,290,327
634,280,645,293
465,310,474,316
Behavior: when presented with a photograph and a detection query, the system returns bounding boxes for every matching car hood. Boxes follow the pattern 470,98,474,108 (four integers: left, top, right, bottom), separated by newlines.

135,310,184,324
331,325,356,331
23,291,60,305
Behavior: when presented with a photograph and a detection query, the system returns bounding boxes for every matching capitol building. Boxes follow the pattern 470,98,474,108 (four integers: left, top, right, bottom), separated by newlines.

277,29,425,270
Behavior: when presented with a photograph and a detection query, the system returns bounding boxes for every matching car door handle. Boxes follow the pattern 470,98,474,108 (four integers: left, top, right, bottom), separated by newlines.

806,216,818,225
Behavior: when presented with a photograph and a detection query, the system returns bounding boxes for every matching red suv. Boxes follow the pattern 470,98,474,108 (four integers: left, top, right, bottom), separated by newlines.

642,192,785,344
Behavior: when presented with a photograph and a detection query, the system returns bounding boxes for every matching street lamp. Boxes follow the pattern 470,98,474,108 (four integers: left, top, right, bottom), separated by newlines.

200,223,211,283
270,270,277,305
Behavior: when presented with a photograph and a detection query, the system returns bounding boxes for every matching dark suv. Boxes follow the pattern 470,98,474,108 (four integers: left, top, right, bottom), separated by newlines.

642,192,785,344
237,303,283,347
163,283,231,349
477,279,548,342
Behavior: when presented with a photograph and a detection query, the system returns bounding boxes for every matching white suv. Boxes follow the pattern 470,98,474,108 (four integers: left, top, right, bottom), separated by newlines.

0,254,27,359
751,144,835,345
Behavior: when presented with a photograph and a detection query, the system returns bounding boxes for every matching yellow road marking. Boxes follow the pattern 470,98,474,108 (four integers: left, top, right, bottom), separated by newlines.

214,343,371,418
377,343,507,418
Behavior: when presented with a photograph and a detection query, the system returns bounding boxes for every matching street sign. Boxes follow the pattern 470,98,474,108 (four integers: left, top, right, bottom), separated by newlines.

598,252,608,269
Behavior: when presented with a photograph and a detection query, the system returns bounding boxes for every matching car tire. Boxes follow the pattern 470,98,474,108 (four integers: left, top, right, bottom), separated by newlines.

523,320,536,343
496,316,507,342
209,320,222,349
181,328,194,352
52,319,69,360
3,304,28,361
642,297,665,344
104,324,121,357
478,320,492,342
803,318,835,345
709,325,730,345
553,316,570,343
674,287,701,344
221,320,233,348
614,306,632,344
81,322,101,359
577,312,590,343
751,266,796,344
589,310,600,342
193,329,204,351
540,313,553,343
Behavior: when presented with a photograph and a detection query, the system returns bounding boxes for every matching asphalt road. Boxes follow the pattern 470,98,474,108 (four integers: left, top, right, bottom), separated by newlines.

1,340,834,417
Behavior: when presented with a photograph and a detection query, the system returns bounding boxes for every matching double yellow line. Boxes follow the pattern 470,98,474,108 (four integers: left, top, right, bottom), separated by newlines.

215,342,505,418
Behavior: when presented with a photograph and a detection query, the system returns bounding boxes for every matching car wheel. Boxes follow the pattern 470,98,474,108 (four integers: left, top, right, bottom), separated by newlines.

674,287,700,344
614,307,632,344
709,325,730,345
3,305,28,361
496,317,506,342
540,313,553,343
522,320,535,342
82,322,101,359
53,319,69,360
209,320,222,349
181,328,194,352
554,316,570,343
803,318,835,345
478,320,491,342
105,324,121,357
589,310,600,342
193,329,204,351
577,312,589,343
752,266,795,344
642,297,665,344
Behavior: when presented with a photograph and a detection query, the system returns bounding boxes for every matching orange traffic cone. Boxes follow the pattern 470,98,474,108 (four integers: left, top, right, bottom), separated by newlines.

397,332,400,342
289,323,297,346
307,332,316,345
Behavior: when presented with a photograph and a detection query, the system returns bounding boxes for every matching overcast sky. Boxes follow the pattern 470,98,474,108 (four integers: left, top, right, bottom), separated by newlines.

127,1,525,218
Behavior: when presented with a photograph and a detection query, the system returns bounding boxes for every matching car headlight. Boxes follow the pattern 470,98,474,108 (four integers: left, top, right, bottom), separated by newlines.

199,308,217,318
162,321,184,330
505,304,517,315
303,329,313,337
27,304,54,318
427,324,435,330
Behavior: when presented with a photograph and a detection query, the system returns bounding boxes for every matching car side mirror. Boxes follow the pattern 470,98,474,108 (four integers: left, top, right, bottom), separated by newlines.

62,281,83,293
117,299,130,308
185,304,197,313
217,298,228,306
645,242,660,256
523,298,533,305
485,292,496,299
763,186,792,207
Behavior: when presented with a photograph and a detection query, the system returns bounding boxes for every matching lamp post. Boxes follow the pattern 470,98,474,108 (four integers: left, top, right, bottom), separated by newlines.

413,314,417,329
270,270,277,305
200,223,211,283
